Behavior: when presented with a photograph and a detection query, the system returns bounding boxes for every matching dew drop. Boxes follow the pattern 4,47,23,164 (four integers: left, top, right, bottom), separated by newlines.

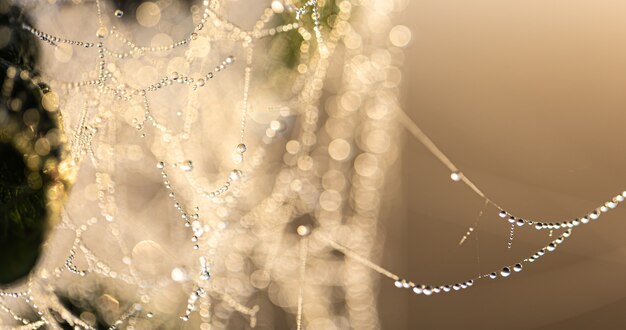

180,160,193,172
229,169,242,181
236,143,247,153
450,171,462,182
500,267,511,277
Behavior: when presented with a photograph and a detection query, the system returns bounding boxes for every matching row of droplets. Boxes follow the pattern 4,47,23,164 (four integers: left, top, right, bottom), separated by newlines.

498,191,626,230
394,229,573,296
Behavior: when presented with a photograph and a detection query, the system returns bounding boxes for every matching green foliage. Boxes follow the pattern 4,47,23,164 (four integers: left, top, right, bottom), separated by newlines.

263,0,339,97
0,144,47,284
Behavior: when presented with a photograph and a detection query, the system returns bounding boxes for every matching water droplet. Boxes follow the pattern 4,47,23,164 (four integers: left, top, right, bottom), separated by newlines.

296,225,311,236
271,0,285,13
171,268,186,282
500,267,511,277
229,169,242,181
114,9,124,18
423,286,432,296
180,160,193,172
513,263,523,272
96,26,108,38
450,171,462,182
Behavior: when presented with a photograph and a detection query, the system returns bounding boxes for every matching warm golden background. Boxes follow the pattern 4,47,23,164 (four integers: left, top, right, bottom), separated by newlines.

4,0,626,329
383,1,626,329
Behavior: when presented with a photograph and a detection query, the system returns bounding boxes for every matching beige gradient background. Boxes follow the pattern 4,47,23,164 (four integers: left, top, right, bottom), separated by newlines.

380,1,626,329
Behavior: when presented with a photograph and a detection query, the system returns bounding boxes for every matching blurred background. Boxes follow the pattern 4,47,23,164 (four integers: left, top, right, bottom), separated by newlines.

2,0,626,329
383,1,626,329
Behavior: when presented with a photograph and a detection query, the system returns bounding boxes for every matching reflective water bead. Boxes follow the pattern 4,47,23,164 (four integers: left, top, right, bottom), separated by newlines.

229,169,242,181
513,263,523,272
423,286,432,295
412,286,422,294
489,272,497,279
547,243,556,252
180,160,193,172
271,0,285,14
201,271,210,281
156,161,165,169
516,219,524,226
297,225,311,236
450,171,462,182
236,143,247,153
499,211,507,218
114,9,124,18
96,26,108,38
394,280,402,288
501,267,511,277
